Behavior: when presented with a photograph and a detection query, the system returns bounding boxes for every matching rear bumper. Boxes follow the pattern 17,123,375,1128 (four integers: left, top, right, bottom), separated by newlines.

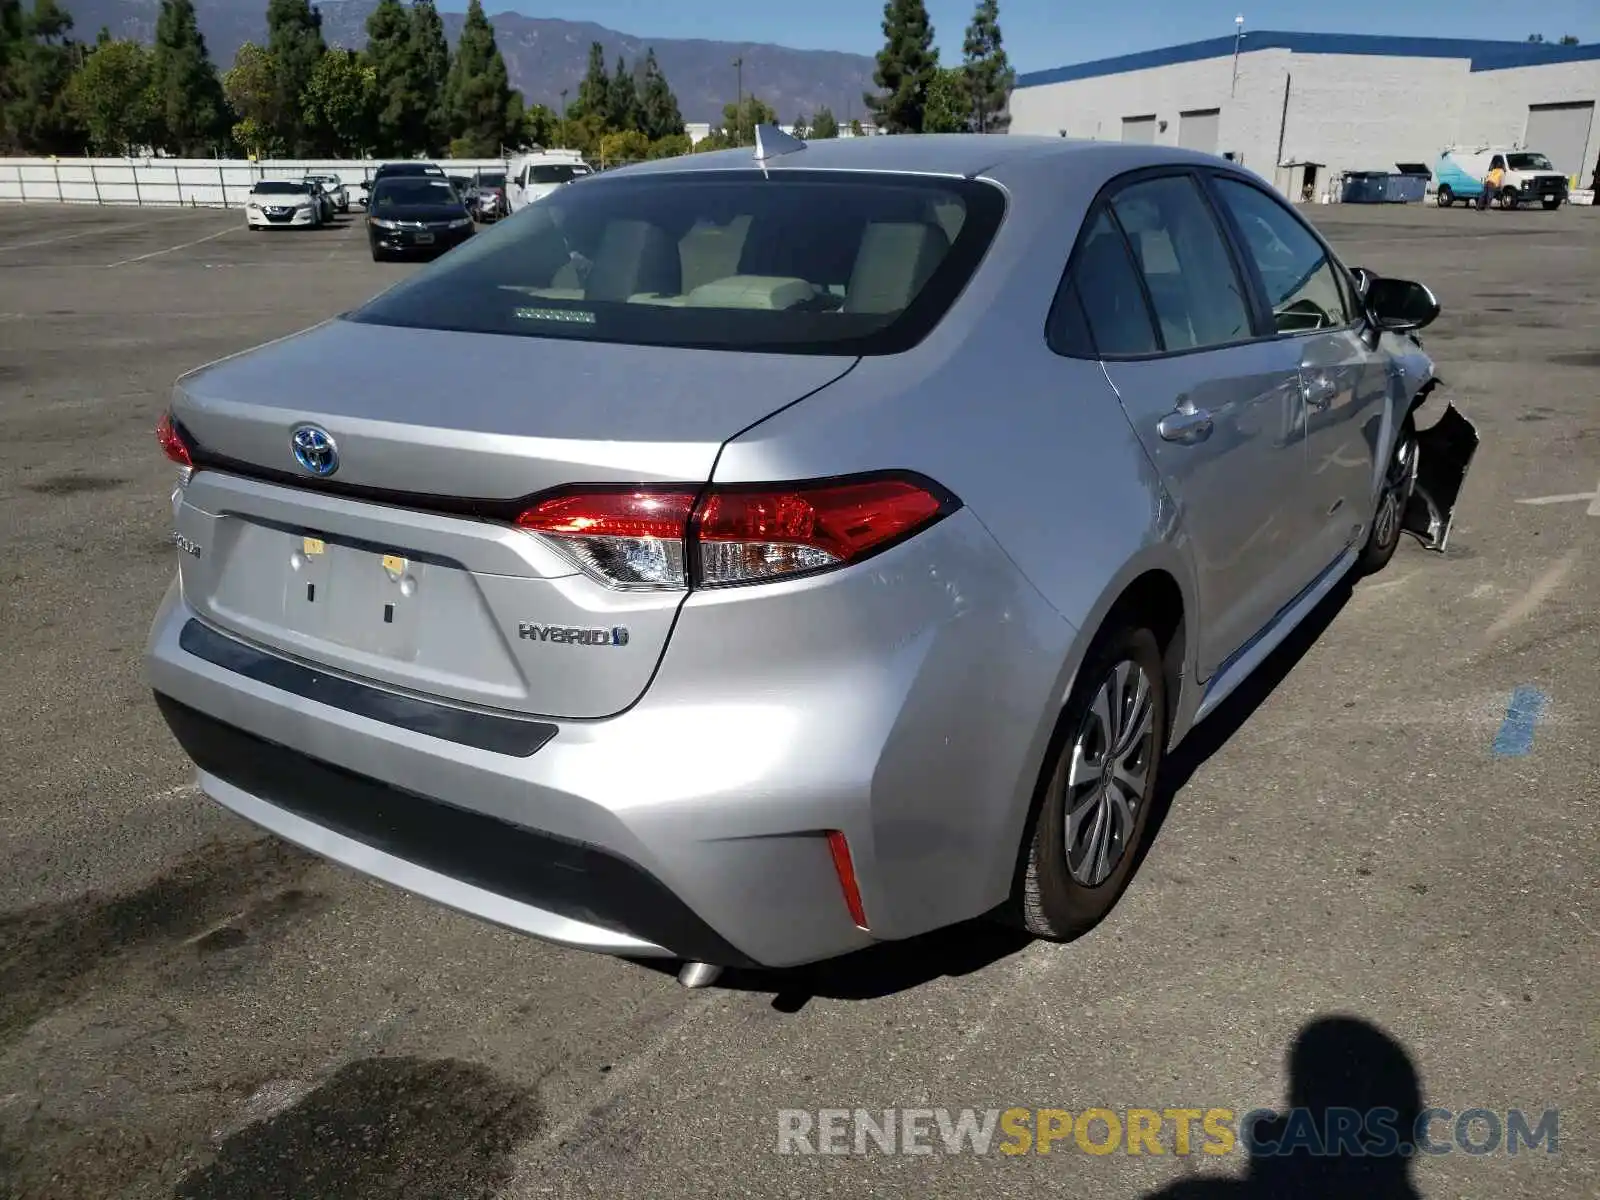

155,692,755,964
145,508,1075,968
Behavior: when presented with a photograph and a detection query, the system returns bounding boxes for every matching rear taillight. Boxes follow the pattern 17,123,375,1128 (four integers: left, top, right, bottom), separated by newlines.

514,473,956,591
156,411,193,467
515,489,697,588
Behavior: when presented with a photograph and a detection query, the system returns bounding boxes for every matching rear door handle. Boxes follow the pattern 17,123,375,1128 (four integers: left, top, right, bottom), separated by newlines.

1157,408,1214,444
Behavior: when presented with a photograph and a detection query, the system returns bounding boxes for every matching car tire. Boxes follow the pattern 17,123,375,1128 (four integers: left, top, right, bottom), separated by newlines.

1356,415,1418,577
1501,188,1519,210
1436,186,1453,207
1016,625,1168,941
371,247,389,262
1542,197,1561,211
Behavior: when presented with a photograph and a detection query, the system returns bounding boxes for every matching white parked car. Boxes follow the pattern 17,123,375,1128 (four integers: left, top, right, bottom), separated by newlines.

305,174,350,213
245,181,324,229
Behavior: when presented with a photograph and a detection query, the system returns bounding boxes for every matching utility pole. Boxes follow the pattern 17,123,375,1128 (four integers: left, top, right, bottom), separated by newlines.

559,89,568,147
1231,15,1244,97
733,57,744,144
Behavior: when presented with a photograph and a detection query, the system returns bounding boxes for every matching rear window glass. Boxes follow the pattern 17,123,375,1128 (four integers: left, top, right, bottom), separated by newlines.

478,173,507,188
347,171,1007,355
372,179,461,207
254,181,307,194
528,164,590,184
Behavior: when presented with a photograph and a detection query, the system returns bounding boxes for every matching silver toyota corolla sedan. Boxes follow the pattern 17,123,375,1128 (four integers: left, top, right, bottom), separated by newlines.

147,129,1477,986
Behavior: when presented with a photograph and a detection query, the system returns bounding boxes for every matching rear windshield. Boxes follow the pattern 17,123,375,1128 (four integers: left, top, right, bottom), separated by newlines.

372,178,461,207
528,163,591,184
254,181,308,194
478,173,507,188
347,171,1006,355
1507,153,1554,172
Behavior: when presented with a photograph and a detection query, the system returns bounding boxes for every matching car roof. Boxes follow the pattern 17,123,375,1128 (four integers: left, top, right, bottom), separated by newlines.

606,132,1238,185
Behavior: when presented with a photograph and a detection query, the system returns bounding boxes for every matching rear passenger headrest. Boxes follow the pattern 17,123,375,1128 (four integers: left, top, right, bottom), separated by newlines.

845,222,950,314
585,220,682,301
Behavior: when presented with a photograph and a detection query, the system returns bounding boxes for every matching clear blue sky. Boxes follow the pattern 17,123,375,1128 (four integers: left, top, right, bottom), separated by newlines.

467,0,1597,70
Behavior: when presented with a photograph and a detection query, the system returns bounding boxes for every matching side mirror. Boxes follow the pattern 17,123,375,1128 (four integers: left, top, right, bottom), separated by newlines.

1365,275,1440,332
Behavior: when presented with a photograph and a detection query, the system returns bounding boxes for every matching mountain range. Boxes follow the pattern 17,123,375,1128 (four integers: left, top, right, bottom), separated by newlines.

63,0,880,124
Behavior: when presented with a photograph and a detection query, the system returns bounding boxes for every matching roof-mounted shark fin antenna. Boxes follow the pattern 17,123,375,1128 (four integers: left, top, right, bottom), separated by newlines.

752,123,807,164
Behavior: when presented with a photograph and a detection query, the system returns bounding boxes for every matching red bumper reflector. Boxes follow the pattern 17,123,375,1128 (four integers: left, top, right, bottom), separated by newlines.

826,830,869,930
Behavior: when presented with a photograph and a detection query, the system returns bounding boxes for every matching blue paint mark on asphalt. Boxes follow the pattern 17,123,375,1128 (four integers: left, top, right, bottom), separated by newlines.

1492,686,1547,758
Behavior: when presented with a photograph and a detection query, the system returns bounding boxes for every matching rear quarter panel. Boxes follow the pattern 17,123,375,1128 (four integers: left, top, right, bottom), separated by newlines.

711,155,1201,910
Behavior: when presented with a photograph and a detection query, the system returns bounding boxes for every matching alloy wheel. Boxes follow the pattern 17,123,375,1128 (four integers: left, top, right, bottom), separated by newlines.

1374,435,1417,549
1063,660,1157,887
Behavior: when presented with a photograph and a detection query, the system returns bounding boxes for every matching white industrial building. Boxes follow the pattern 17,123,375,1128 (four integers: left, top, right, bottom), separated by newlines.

1009,31,1600,201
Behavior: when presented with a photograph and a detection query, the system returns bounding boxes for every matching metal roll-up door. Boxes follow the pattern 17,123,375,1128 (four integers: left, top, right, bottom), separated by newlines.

1523,102,1595,180
1122,115,1157,144
1179,109,1221,154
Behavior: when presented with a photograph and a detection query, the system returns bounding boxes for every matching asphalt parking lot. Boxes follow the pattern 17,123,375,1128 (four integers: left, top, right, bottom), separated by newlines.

0,199,1595,1200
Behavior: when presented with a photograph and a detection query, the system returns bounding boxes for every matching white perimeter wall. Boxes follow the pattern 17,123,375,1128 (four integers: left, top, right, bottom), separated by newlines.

0,157,510,208
1010,50,1600,197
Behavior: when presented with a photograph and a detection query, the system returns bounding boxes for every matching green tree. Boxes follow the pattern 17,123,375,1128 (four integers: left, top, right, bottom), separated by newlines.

635,48,683,141
2,0,87,154
646,131,689,158
265,0,324,153
556,110,607,156
1559,34,1580,45
407,0,449,153
303,47,375,155
791,112,808,137
148,0,226,154
865,0,938,133
510,99,556,147
67,34,154,153
598,126,647,164
363,0,419,154
606,54,637,131
922,66,969,132
849,117,863,136
443,0,512,154
809,105,838,138
572,40,607,122
961,0,1012,132
722,93,775,145
691,127,736,152
222,41,280,156
0,0,22,150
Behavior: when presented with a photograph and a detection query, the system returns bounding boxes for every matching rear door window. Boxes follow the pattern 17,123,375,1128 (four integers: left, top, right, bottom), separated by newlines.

1108,175,1254,351
348,170,1007,355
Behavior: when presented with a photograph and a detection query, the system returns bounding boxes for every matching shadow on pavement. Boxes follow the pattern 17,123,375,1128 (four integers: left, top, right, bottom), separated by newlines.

1143,1015,1425,1200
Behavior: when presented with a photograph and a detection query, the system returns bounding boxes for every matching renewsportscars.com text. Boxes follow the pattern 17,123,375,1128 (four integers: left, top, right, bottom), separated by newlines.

776,1107,1560,1157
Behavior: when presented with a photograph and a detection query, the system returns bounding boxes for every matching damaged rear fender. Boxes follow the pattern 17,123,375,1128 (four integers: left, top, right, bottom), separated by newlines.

1400,378,1480,552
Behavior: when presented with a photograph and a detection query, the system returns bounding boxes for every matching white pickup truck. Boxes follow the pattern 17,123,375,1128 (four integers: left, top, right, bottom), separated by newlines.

506,150,594,213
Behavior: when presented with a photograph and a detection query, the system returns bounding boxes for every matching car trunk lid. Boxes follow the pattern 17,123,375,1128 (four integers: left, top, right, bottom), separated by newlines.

169,318,856,719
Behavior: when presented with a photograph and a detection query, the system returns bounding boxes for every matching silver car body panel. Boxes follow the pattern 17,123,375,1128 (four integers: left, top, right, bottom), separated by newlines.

148,135,1461,968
